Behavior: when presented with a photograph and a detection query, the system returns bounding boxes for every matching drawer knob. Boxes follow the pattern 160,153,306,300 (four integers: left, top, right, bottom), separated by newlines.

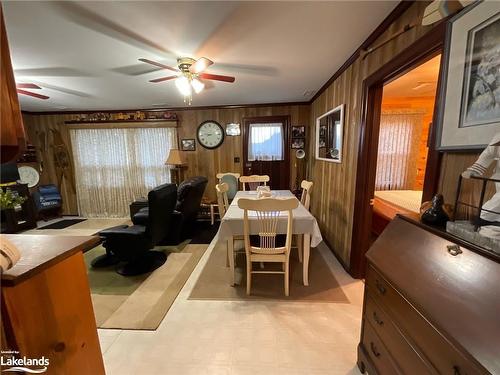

375,280,386,295
447,245,462,256
370,342,381,358
373,311,384,326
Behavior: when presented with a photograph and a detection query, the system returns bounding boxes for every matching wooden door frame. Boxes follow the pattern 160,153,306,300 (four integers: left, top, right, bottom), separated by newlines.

242,115,291,188
349,22,447,279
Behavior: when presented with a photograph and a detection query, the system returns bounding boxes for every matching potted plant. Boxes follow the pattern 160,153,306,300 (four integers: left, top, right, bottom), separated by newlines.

0,188,26,227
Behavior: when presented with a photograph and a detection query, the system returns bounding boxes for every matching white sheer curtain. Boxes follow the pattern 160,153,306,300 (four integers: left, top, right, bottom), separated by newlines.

70,127,177,217
375,111,424,191
248,123,284,161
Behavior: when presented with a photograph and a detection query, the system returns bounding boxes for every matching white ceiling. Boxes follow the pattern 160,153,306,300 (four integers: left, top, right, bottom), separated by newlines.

383,54,442,98
3,1,398,112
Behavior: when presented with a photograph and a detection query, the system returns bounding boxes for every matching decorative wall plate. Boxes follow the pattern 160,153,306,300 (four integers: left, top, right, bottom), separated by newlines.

18,165,40,188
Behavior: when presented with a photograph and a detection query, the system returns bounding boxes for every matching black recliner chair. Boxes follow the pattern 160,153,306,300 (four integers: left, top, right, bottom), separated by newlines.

98,183,177,276
133,176,208,245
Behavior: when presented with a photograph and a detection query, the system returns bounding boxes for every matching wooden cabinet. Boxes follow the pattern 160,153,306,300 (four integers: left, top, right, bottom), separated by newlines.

1,235,105,375
357,216,500,375
0,5,26,163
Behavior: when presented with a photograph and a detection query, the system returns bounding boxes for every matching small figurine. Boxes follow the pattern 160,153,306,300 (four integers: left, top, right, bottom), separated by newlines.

462,131,500,224
420,194,452,227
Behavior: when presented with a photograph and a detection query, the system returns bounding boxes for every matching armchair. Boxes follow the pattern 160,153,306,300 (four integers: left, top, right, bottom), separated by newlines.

98,183,177,276
132,176,208,244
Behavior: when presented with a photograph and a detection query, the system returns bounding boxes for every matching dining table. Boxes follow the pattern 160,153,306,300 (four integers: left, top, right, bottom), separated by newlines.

216,190,323,286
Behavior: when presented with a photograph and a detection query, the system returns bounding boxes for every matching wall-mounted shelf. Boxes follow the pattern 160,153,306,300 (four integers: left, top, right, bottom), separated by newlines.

65,119,178,124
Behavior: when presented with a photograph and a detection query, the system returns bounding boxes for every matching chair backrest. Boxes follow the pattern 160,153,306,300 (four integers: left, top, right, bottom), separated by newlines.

215,182,229,218
147,183,178,244
238,197,298,254
175,176,208,219
300,180,313,210
217,172,240,200
239,175,270,191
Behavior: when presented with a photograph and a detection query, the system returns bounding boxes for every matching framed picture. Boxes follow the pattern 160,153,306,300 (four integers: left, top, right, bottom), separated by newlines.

436,1,500,150
225,123,241,136
181,139,196,151
291,138,305,149
291,126,305,138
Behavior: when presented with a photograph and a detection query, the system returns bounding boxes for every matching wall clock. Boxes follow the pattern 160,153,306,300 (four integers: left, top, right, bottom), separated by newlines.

18,165,40,188
197,120,225,149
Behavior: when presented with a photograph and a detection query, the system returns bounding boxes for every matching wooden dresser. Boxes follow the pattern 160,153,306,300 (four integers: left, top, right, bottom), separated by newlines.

1,235,105,375
357,216,500,375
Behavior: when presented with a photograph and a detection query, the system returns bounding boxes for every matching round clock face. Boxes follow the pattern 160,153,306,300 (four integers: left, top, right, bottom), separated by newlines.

18,166,40,188
197,121,224,149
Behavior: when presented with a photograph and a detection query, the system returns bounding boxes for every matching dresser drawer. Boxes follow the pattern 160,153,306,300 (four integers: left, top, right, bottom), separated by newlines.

364,295,434,374
361,321,400,375
366,265,484,375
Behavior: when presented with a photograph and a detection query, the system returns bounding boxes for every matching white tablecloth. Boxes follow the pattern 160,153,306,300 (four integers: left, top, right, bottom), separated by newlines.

217,190,323,247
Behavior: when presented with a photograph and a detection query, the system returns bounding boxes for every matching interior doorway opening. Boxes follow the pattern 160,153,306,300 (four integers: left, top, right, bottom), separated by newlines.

372,54,442,237
349,23,446,279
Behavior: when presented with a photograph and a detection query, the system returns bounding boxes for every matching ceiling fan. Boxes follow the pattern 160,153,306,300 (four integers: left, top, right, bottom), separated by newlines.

139,57,235,104
16,83,49,100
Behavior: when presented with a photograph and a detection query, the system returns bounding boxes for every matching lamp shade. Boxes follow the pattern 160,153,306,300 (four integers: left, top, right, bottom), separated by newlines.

165,149,186,166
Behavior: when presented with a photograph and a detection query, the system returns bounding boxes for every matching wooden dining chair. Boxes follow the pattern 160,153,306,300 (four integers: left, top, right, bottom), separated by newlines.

300,180,313,211
216,183,244,267
296,180,313,263
215,182,230,218
239,175,270,191
238,197,298,296
216,172,240,200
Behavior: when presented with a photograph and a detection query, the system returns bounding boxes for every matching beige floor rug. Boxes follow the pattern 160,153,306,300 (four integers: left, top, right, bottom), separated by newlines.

189,241,349,302
84,242,207,330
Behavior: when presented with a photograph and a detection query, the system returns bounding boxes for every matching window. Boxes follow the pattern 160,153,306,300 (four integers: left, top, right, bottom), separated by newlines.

70,127,177,217
247,122,284,161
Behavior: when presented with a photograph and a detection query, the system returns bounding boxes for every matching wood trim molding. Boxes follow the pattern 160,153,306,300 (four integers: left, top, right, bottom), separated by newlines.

310,0,415,102
21,101,310,116
349,21,447,279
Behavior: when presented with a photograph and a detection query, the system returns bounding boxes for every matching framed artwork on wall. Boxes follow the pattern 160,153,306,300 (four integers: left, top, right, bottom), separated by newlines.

181,139,196,151
436,1,500,150
291,126,305,138
291,138,305,149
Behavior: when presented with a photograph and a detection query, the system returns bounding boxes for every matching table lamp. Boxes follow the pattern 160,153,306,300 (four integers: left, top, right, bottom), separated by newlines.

165,149,186,184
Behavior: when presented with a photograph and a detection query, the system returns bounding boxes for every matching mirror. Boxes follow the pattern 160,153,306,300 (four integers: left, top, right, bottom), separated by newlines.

316,104,344,163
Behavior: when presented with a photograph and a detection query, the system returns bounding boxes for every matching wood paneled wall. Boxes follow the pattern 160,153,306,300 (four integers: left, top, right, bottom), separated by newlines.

307,2,478,267
23,104,309,215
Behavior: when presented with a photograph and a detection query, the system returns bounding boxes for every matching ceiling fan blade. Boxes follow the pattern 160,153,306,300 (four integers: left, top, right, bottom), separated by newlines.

199,73,235,83
189,57,214,74
17,89,49,100
16,83,42,89
138,58,178,72
149,76,177,83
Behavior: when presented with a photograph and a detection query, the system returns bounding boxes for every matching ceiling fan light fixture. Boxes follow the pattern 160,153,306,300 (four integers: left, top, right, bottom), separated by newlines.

191,78,205,94
175,76,192,96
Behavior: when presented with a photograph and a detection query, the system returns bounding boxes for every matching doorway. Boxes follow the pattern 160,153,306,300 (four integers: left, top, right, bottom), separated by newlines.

242,116,290,190
372,54,441,236
350,24,446,278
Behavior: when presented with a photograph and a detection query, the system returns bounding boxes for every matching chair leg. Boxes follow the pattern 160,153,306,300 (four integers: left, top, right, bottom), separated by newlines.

297,235,303,263
284,261,289,297
246,260,252,295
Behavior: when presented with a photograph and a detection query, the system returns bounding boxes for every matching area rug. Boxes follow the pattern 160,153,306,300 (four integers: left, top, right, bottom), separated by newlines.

189,241,349,302
37,218,87,229
190,221,220,244
84,242,207,330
